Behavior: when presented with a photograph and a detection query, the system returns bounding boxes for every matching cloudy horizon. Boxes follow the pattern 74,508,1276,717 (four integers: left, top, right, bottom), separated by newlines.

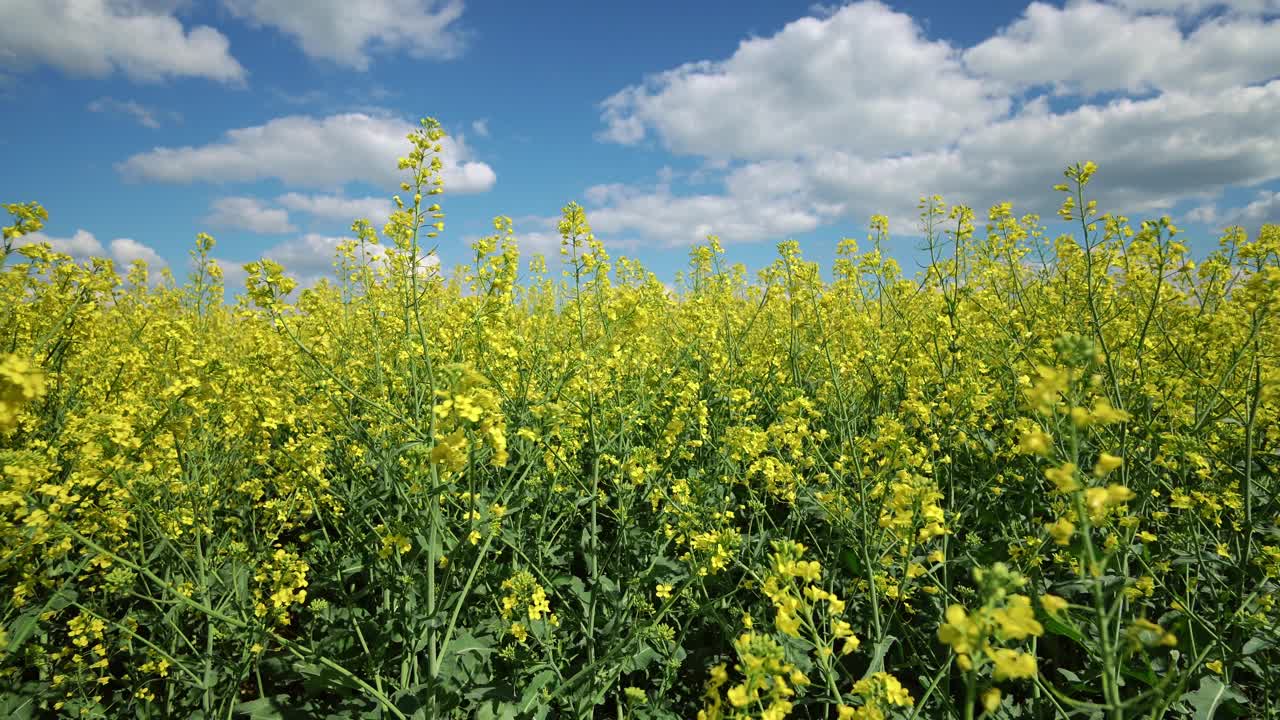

2,0,1278,289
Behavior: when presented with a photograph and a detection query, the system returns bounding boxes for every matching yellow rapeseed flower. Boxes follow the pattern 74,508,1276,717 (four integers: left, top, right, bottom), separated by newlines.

1045,463,1080,493
1047,517,1076,546
1040,594,1069,616
990,648,1038,680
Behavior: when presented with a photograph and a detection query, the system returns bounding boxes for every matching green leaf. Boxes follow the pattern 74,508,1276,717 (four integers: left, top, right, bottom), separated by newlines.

1242,635,1273,656
622,643,660,673
296,661,363,696
438,631,495,693
840,549,861,575
475,700,519,720
557,575,590,612
234,696,287,719
1180,676,1247,720
46,589,78,612
1041,610,1090,650
860,635,897,679
4,612,40,653
0,687,39,720
519,669,557,714
1118,660,1156,689
443,630,495,659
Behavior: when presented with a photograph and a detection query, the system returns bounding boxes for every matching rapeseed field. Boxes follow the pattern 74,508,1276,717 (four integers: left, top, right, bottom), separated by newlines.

2,117,1277,719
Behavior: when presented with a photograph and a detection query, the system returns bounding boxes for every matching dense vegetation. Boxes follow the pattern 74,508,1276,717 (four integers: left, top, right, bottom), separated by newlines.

2,117,1278,719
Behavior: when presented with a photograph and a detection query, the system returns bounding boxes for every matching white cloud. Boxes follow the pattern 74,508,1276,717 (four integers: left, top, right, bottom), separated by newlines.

202,192,396,236
491,215,564,257
109,237,167,268
780,82,1280,233
1186,190,1280,232
21,230,168,271
243,231,440,289
471,118,489,137
211,257,250,294
1185,205,1218,223
26,229,104,258
598,0,1008,160
1109,0,1280,16
584,1,1280,246
458,230,562,261
257,233,351,280
221,0,466,70
963,1,1280,96
117,112,497,193
214,234,357,295
0,0,246,84
514,232,565,256
87,97,178,128
205,196,297,233
446,160,499,194
272,88,331,106
585,178,839,246
276,192,395,228
481,214,633,258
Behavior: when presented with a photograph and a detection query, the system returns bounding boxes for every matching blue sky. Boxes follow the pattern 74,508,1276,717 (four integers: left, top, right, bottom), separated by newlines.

2,0,1279,291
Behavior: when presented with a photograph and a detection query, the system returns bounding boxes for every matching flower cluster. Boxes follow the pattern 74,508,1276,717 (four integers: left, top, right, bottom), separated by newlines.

937,564,1044,686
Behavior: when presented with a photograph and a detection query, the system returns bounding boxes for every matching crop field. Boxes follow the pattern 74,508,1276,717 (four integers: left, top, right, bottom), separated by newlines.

1,117,1278,719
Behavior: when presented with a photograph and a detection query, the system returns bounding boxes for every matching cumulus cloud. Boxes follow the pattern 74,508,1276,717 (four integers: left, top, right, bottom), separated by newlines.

777,81,1280,233
585,178,840,246
276,192,395,228
25,229,105,258
457,230,562,262
221,0,466,70
514,232,565,256
109,237,168,268
203,192,397,235
204,190,399,233
962,1,1280,96
256,233,351,280
211,236,351,295
1186,190,1280,233
21,230,168,271
0,0,246,84
1110,0,1280,16
243,232,440,289
87,97,180,128
205,196,297,233
505,215,573,257
471,118,490,137
585,0,1280,246
211,257,250,294
598,0,1008,160
117,112,497,193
